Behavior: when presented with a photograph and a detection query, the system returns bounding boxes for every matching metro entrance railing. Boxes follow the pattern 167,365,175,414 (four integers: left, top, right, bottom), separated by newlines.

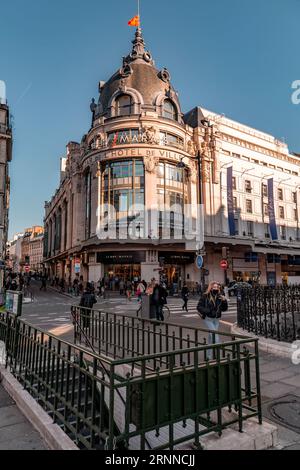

0,310,262,450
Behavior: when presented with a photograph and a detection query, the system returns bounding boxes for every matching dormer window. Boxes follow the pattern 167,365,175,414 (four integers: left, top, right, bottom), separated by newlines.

163,99,177,121
116,94,134,116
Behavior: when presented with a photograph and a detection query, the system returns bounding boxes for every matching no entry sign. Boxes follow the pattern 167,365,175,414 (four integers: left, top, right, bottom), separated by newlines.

220,259,228,270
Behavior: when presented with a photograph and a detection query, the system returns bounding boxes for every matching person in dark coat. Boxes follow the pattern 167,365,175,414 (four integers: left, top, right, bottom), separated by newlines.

79,283,97,328
151,283,168,321
181,284,190,312
197,281,228,359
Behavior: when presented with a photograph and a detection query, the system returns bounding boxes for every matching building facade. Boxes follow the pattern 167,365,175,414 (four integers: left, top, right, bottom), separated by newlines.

0,83,12,288
29,233,44,272
7,233,24,273
20,226,44,272
43,29,300,289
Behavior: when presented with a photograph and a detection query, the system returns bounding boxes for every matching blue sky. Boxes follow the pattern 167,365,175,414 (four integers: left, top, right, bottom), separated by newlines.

1,0,299,238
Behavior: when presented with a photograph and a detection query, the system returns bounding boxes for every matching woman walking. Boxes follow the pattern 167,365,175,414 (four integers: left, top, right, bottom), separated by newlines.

181,283,190,312
136,280,146,302
197,281,228,359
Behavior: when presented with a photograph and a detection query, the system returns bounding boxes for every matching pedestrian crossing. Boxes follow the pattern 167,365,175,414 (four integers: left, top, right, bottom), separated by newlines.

166,299,237,319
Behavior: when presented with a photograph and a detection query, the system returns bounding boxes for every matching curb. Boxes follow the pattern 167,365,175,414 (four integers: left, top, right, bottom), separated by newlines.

47,286,75,299
178,412,278,450
0,367,78,451
231,323,294,358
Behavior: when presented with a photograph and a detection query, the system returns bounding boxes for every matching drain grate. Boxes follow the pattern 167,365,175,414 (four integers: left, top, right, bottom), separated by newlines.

263,395,300,434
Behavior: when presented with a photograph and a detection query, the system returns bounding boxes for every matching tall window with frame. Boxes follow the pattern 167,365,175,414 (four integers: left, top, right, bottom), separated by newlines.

246,199,253,214
102,160,145,237
156,162,188,238
162,100,178,121
262,183,268,198
85,171,92,239
245,180,252,193
116,94,134,116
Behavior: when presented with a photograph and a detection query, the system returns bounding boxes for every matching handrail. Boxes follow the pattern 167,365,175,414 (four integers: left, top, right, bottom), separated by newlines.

72,304,252,342
71,306,152,450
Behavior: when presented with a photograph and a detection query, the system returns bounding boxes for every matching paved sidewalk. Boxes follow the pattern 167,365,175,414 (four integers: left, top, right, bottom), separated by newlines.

0,382,47,450
256,352,300,450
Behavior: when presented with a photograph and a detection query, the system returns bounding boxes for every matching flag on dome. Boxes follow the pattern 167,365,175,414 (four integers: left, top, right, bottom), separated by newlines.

128,15,140,27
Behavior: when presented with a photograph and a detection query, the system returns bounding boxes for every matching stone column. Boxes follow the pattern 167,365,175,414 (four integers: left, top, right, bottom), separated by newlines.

141,250,160,283
66,192,73,250
143,155,159,239
60,204,66,253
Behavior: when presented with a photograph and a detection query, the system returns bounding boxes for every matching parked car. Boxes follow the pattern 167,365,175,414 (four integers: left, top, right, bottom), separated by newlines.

228,281,252,297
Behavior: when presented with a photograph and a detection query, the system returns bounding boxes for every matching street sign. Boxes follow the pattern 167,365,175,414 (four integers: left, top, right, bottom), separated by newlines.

196,255,204,270
220,259,228,270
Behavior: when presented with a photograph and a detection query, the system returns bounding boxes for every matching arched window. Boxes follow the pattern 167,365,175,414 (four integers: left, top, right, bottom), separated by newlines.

116,94,134,116
163,99,177,120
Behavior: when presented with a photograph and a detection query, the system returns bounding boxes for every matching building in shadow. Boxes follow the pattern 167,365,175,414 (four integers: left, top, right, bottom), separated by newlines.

0,82,12,289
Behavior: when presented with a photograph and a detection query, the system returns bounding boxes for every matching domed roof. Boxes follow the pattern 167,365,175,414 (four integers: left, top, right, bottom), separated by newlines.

95,29,182,120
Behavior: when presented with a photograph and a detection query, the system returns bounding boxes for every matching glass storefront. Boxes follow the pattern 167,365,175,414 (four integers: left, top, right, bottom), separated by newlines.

104,264,141,288
160,265,183,293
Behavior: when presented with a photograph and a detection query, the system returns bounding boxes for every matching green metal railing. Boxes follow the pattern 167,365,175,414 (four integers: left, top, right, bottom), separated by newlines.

72,305,254,366
237,285,300,342
0,311,262,450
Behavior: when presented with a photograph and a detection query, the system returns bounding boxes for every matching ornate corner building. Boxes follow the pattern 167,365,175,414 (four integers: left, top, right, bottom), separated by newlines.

0,90,12,289
43,29,300,290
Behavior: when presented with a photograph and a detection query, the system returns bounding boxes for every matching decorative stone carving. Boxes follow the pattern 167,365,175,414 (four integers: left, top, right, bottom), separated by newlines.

142,126,159,145
144,155,159,173
158,68,171,83
190,161,198,183
187,139,196,156
119,63,133,78
96,132,105,148
118,79,126,93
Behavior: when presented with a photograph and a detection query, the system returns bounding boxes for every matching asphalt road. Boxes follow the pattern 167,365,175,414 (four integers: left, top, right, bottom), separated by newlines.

21,281,237,340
